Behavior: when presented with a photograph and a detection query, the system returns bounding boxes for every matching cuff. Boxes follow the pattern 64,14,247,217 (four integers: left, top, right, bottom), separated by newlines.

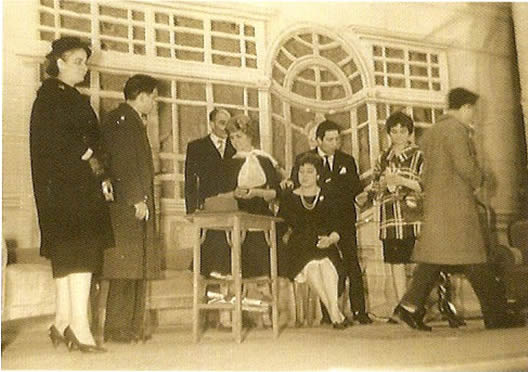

81,148,93,161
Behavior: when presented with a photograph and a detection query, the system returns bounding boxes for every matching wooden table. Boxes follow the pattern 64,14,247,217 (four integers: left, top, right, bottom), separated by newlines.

187,212,282,343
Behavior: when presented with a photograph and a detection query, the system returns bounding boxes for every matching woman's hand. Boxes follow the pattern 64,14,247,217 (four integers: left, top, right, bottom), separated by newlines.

134,200,149,220
384,172,405,188
316,232,340,249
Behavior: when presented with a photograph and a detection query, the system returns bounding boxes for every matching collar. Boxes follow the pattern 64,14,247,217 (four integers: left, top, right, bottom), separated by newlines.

209,132,226,145
118,103,144,124
386,143,418,162
316,147,334,160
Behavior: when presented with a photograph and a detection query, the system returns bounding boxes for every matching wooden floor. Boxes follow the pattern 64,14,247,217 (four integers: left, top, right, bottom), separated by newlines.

2,315,528,371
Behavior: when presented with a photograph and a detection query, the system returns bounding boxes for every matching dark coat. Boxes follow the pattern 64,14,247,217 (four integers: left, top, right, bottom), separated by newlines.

184,135,235,214
413,115,486,265
100,103,161,279
291,149,363,236
29,78,114,260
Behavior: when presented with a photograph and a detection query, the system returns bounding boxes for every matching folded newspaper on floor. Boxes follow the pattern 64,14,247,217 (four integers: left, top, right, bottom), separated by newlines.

206,291,270,312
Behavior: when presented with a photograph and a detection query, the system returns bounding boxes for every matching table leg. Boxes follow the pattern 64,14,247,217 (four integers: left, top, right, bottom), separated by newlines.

270,222,279,338
232,217,242,343
193,225,202,343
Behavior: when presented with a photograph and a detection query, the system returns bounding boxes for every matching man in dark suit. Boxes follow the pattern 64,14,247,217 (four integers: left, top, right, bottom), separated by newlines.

101,74,162,343
291,120,372,324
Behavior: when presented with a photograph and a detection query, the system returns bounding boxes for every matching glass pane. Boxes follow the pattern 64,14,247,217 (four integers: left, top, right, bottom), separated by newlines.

385,47,404,59
155,13,169,25
373,45,383,56
376,103,388,121
321,85,345,101
132,11,144,21
247,88,258,108
271,93,283,115
244,25,255,36
212,54,241,67
100,72,129,92
177,81,206,101
41,0,53,8
133,44,145,55
212,36,240,53
290,105,314,129
176,50,203,61
245,41,256,55
292,81,316,99
414,127,429,146
178,105,208,154
248,110,260,123
100,97,122,123
390,104,406,113
412,107,432,123
246,58,257,69
387,62,404,74
100,22,128,38
409,51,427,62
320,46,348,63
174,16,203,29
432,82,441,91
40,31,55,41
213,84,243,105
357,125,371,174
157,47,171,58
99,5,127,18
327,111,350,130
318,34,334,45
320,69,338,82
388,77,405,88
410,65,428,77
375,75,385,86
431,54,439,63
434,109,444,121
175,32,203,48
299,68,315,81
340,132,353,155
61,0,90,13
357,104,368,124
133,26,145,40
342,61,358,76
378,125,389,152
101,39,129,53
374,61,384,72
157,79,172,98
60,15,91,32
284,38,312,58
272,118,286,168
410,80,429,90
156,29,170,43
431,67,439,78
350,75,363,93
272,67,285,86
158,101,173,152
40,11,55,27
276,50,293,69
211,20,239,34
298,33,312,44
292,128,310,157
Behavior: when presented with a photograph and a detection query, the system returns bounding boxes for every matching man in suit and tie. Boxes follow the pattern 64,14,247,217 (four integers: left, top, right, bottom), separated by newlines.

291,120,372,325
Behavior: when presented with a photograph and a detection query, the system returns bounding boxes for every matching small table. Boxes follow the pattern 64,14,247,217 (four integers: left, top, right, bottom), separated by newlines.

187,212,282,343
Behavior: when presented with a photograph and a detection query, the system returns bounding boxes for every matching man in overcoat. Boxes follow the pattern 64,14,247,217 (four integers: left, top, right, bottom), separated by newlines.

101,74,162,342
290,120,372,325
394,88,509,331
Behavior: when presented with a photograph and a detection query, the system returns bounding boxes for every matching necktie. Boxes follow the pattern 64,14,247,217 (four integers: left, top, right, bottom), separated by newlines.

324,155,332,172
217,140,225,158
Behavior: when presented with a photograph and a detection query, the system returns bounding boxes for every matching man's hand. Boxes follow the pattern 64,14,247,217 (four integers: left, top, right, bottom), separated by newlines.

134,201,149,220
102,179,114,202
88,157,104,177
280,179,294,190
355,191,369,207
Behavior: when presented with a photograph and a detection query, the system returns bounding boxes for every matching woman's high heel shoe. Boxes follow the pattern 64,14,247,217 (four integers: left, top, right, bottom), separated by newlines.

63,326,107,353
48,325,66,348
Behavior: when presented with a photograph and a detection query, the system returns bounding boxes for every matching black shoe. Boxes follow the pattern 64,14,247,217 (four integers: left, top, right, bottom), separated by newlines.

353,312,373,325
64,327,107,353
393,305,432,332
332,321,348,330
48,325,66,348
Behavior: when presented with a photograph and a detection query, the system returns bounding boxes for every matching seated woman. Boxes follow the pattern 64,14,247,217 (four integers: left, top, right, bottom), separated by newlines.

279,152,348,329
224,114,281,279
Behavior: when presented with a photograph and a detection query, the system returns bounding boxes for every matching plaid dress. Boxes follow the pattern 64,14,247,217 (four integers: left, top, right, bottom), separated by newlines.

372,144,424,240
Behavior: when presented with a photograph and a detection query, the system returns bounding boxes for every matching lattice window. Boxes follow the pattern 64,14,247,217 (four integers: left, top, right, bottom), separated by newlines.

372,44,443,91
375,103,445,151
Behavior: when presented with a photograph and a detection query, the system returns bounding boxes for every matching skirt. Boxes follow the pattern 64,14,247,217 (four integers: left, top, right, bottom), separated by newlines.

382,238,415,264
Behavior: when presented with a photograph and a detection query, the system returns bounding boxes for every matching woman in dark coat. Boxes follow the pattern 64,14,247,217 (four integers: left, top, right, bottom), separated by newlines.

29,37,114,352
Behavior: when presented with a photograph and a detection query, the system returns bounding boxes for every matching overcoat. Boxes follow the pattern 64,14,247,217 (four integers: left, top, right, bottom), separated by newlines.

100,103,161,279
29,78,114,264
413,114,487,265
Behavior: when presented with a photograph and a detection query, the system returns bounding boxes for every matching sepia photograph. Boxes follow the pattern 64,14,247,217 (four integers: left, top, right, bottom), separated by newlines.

2,0,528,370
